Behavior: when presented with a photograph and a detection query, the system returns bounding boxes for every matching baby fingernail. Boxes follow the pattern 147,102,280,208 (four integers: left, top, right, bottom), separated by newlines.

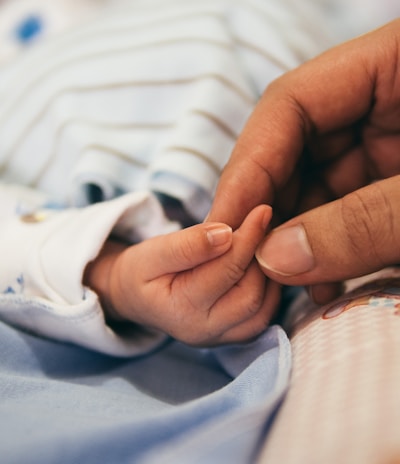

206,225,232,246
256,225,315,276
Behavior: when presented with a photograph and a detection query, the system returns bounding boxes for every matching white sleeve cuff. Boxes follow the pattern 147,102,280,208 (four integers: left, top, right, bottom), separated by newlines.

0,190,179,356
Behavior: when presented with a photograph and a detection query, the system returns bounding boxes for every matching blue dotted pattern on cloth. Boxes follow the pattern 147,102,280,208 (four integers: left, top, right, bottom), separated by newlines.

14,15,44,43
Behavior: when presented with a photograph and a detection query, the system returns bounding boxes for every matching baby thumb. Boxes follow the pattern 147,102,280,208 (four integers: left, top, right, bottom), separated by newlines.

255,176,400,286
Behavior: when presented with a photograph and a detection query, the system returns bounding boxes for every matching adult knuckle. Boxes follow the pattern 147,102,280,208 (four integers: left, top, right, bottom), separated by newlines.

340,183,395,266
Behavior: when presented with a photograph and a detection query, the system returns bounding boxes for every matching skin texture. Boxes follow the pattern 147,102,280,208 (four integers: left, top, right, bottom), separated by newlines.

84,205,280,346
208,19,400,304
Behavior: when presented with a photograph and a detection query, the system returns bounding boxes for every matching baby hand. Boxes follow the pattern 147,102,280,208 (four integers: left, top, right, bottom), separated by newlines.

86,205,280,346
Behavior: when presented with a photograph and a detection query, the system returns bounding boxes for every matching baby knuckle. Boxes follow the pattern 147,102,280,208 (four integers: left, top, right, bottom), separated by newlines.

224,261,247,283
175,320,216,347
170,323,203,346
246,322,268,342
173,235,196,265
183,332,215,347
243,291,264,317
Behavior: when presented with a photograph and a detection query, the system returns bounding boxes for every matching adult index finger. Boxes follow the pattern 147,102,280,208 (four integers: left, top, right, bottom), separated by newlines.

208,20,400,228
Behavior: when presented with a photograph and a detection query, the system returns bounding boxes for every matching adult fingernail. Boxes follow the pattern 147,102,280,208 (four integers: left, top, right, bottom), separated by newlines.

206,224,232,246
256,225,315,276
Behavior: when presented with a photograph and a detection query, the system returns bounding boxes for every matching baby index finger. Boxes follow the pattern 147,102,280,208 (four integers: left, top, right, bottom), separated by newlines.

174,205,272,310
137,221,233,279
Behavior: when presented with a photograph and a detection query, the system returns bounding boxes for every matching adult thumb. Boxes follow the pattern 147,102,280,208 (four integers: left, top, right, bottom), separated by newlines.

256,176,400,287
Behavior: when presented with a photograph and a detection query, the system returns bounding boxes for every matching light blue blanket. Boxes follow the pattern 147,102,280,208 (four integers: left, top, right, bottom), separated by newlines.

0,322,290,464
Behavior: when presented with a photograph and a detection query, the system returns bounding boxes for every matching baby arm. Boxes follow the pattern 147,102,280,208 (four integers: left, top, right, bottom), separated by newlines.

84,205,281,346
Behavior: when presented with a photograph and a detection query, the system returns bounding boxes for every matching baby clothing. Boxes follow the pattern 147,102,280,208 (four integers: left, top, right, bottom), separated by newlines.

0,186,177,356
0,0,331,220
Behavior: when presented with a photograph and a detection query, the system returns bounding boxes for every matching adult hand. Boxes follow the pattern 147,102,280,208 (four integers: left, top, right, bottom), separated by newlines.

207,19,400,303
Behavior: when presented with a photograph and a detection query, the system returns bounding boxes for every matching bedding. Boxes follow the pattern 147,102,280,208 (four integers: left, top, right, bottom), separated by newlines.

0,319,291,464
258,269,400,464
